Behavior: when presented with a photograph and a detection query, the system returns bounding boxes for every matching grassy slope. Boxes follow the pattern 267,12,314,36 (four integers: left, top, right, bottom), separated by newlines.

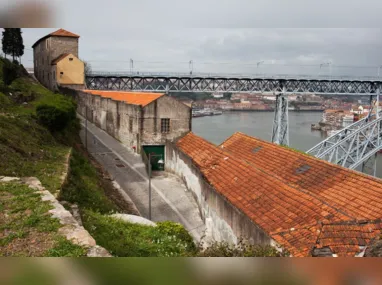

0,182,86,257
0,58,86,256
59,148,118,214
0,58,71,193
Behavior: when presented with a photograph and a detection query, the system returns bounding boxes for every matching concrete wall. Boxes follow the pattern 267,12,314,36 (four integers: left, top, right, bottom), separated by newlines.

33,36,79,91
56,54,84,85
165,140,273,246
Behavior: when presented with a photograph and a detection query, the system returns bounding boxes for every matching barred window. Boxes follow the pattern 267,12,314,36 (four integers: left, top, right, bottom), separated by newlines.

161,118,170,133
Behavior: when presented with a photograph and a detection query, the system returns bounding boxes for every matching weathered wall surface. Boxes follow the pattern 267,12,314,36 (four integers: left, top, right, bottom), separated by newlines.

70,90,191,152
75,91,142,152
141,96,191,145
165,140,273,246
56,54,84,85
33,36,79,91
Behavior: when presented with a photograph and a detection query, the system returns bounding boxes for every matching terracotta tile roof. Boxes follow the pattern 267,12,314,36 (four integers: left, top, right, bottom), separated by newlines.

32,29,79,48
316,222,382,256
51,53,70,65
83,90,165,107
176,132,382,257
219,132,382,221
49,29,80,38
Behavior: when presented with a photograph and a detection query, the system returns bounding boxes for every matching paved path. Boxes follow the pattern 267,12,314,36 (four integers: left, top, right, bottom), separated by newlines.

78,115,205,241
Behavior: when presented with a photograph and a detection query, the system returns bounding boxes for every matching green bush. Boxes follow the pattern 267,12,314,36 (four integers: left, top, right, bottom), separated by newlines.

197,238,289,257
2,59,18,86
0,92,11,109
82,210,197,257
36,95,76,131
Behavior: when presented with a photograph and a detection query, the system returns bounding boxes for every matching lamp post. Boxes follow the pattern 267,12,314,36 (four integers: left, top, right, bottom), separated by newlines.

130,58,134,74
189,60,193,75
377,65,382,78
147,153,164,220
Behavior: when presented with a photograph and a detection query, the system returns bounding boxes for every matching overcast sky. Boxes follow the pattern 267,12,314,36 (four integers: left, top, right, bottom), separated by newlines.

4,0,382,76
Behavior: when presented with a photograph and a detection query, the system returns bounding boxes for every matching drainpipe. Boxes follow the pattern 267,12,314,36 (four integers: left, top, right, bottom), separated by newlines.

139,106,144,152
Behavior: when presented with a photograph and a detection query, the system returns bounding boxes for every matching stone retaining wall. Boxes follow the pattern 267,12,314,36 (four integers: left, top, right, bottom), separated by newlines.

0,176,111,257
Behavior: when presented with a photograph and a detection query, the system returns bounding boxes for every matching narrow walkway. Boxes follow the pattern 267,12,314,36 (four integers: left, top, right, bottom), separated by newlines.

78,115,205,241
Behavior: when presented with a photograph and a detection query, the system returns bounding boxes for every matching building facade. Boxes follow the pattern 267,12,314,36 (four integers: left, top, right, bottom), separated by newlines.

72,90,191,169
32,29,84,90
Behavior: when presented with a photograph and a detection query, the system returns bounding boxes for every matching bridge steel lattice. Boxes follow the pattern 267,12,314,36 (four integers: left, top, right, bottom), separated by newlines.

307,96,382,176
86,74,382,175
86,74,382,95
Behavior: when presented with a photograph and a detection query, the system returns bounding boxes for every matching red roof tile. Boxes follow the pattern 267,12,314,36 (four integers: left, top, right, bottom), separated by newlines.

219,132,382,221
83,90,165,107
49,29,80,38
32,29,79,48
176,132,382,257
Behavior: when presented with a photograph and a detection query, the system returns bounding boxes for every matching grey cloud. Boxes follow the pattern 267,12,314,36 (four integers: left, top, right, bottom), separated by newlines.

3,0,382,76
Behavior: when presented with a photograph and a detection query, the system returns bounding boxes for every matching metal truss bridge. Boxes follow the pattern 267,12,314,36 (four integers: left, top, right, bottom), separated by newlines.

307,106,382,176
86,72,382,95
85,72,382,176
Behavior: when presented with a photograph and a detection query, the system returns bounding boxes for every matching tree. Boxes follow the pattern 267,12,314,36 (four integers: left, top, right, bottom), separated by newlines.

14,28,24,63
1,28,24,62
83,60,92,76
1,28,12,59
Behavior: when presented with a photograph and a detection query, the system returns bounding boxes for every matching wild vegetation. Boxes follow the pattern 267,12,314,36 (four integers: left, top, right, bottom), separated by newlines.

0,182,86,257
0,57,86,256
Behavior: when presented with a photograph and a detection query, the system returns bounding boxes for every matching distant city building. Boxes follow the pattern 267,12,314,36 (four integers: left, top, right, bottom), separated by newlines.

212,93,224,98
32,29,85,91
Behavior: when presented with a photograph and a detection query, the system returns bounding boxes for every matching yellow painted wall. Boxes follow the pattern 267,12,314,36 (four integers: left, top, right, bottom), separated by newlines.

56,54,84,85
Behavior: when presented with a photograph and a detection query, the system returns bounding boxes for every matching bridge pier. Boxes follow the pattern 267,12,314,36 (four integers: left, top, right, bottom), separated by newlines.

271,87,289,146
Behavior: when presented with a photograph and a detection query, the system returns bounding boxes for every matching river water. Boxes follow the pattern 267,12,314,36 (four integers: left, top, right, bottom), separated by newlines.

192,111,382,178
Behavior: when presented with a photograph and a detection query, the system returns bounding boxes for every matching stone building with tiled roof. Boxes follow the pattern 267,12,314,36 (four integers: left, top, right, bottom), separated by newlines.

165,132,382,257
70,90,191,168
32,29,84,90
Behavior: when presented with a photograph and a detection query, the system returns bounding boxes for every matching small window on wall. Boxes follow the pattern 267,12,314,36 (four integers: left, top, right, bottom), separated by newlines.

161,118,170,133
69,58,73,61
